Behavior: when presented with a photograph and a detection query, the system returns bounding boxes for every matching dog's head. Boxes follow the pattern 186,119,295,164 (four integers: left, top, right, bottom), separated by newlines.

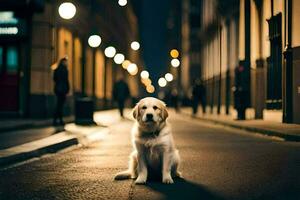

133,97,168,126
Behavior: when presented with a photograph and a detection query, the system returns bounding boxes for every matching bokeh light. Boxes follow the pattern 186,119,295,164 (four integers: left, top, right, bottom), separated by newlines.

118,0,127,6
58,2,76,19
158,77,167,87
127,63,138,75
88,35,101,48
165,73,173,82
122,60,131,69
170,49,179,58
104,46,116,58
131,41,140,51
171,58,180,67
140,70,149,79
114,53,125,64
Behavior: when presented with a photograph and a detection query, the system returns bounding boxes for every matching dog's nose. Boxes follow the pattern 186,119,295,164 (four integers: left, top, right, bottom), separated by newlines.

146,113,153,120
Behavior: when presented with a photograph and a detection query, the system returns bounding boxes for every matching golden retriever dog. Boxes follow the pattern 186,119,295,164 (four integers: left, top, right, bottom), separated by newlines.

114,97,181,184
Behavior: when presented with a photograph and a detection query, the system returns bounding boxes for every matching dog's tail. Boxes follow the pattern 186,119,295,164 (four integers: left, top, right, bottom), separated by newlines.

114,170,132,180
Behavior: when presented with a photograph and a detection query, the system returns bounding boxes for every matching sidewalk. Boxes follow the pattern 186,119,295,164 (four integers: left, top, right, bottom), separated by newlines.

180,107,300,142
0,116,74,133
0,109,131,167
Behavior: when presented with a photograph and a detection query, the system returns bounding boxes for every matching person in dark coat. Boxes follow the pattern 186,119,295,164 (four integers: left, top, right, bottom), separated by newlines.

113,78,130,117
53,57,70,125
191,79,206,116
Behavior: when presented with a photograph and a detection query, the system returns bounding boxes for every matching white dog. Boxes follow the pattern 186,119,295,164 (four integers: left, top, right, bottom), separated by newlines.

114,97,181,184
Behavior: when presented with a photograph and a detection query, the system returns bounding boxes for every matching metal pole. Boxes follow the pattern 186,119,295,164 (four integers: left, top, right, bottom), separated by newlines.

283,0,293,123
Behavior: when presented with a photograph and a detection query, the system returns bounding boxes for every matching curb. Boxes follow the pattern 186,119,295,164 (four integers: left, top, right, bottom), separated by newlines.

181,112,300,142
0,126,109,167
0,119,74,134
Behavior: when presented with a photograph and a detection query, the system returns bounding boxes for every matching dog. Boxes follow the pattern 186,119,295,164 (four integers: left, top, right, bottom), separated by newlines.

114,97,181,184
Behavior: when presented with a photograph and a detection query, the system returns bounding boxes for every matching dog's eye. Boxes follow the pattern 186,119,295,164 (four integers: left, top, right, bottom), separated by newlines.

153,106,158,110
142,106,147,109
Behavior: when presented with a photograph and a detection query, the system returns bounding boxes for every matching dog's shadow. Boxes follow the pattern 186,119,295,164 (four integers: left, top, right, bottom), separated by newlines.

145,177,225,200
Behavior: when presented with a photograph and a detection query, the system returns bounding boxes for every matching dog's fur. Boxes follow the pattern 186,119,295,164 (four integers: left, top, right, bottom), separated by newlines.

114,97,181,184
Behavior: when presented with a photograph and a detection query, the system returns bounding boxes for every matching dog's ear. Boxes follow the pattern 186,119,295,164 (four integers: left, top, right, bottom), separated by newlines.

132,104,139,119
161,106,169,121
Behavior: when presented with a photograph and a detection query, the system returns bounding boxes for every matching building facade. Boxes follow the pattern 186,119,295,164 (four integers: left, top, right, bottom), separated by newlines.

0,0,141,118
186,0,300,124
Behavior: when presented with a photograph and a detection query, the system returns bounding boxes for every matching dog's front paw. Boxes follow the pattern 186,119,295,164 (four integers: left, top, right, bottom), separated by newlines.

162,176,174,184
135,176,147,184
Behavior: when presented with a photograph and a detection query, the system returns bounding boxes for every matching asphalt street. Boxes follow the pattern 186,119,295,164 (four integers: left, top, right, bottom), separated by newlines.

0,110,299,200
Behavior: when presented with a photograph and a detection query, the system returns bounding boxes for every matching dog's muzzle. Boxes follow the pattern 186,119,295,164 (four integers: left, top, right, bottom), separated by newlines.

145,113,154,122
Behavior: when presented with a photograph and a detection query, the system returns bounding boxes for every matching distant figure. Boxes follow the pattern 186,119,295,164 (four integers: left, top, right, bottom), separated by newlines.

53,57,69,126
113,78,130,118
191,79,206,116
234,63,249,120
170,88,180,112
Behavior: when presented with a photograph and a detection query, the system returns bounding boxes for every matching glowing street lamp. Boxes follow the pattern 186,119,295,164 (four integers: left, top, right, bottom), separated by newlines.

146,85,155,93
165,73,173,82
170,49,179,58
104,46,116,58
114,53,125,64
122,60,131,69
158,77,167,87
127,63,138,75
118,0,127,6
171,58,180,68
88,35,101,48
58,2,76,19
131,41,140,51
140,70,149,79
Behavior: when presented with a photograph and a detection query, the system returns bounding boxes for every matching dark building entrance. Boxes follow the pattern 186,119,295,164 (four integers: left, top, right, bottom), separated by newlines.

0,43,20,111
266,13,282,109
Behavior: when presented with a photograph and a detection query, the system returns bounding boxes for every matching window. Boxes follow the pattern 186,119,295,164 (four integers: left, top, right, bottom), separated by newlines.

6,46,18,73
0,47,3,72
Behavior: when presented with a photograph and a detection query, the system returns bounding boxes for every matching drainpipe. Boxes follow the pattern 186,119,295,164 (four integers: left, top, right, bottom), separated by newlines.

283,0,293,123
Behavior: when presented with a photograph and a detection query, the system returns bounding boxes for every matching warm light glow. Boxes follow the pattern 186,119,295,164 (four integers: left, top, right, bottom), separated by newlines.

118,0,127,6
170,49,179,58
58,2,76,19
88,35,101,48
127,63,138,75
122,60,131,69
104,46,116,58
165,73,173,82
158,77,167,87
171,58,180,67
146,85,155,93
131,41,140,50
142,78,152,86
140,70,149,79
114,53,125,64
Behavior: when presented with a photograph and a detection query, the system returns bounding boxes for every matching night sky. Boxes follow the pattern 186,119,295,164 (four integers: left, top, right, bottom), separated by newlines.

134,0,170,91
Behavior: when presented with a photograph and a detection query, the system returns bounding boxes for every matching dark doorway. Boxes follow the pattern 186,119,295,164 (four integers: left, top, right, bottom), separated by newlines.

0,43,20,112
266,13,282,109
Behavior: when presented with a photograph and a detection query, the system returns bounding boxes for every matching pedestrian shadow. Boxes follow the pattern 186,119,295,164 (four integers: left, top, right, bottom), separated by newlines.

146,178,225,200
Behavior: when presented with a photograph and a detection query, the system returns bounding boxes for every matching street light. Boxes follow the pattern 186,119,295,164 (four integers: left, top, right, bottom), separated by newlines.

131,41,140,51
118,0,127,6
158,77,167,87
170,49,179,58
58,2,76,19
165,73,173,82
146,85,155,93
88,35,101,48
122,60,131,69
104,46,116,58
127,63,138,75
140,70,149,79
171,58,180,67
114,53,125,64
